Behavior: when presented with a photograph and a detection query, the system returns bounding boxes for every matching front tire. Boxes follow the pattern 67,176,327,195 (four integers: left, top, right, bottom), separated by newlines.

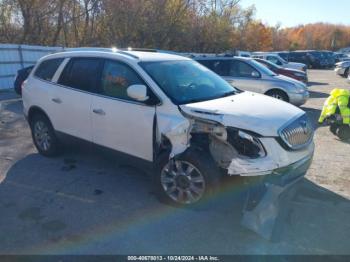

266,90,289,102
30,114,61,157
344,68,349,78
154,149,221,206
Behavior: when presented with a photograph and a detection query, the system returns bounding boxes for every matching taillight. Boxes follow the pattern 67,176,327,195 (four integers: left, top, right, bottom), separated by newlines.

21,80,26,91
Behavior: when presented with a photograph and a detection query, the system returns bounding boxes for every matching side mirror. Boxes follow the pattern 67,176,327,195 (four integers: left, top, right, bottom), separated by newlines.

127,84,149,102
251,71,260,78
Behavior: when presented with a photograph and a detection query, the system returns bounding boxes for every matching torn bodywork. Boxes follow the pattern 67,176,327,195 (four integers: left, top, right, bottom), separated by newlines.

155,109,280,177
155,107,314,178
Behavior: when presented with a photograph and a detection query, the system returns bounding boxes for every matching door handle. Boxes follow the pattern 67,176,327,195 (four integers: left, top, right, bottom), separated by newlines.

92,109,106,115
52,98,62,104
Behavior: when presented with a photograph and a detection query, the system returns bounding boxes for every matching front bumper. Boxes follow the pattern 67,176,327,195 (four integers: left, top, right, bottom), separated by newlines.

239,152,313,187
227,137,314,177
335,67,346,75
258,154,312,187
241,154,313,240
289,90,309,106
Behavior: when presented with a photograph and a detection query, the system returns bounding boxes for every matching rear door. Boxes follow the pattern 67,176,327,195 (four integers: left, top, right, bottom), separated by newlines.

91,59,156,161
50,57,103,141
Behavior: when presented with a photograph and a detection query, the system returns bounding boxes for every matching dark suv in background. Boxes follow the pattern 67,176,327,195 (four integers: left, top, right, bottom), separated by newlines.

286,51,333,69
14,65,34,95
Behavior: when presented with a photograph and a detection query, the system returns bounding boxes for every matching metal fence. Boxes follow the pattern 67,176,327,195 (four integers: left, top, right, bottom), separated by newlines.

0,44,63,90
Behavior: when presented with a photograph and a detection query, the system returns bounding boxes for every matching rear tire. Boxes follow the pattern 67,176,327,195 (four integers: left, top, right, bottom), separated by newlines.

154,148,221,207
266,90,289,102
30,114,61,157
344,68,349,78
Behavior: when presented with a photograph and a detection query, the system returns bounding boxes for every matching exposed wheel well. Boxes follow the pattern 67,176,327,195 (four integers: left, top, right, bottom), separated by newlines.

265,89,289,102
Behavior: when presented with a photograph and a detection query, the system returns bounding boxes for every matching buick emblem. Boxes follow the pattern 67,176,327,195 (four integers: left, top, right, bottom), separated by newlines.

300,120,308,134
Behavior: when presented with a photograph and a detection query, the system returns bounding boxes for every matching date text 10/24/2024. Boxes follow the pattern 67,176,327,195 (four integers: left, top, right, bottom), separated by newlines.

127,256,220,261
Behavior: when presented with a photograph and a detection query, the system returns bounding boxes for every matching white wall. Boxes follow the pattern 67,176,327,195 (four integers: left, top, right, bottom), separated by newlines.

0,44,63,90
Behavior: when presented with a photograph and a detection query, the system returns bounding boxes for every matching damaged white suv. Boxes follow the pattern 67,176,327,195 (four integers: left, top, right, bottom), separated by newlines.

23,49,315,206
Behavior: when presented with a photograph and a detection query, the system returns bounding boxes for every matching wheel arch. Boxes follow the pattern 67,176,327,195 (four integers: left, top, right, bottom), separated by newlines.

28,106,54,128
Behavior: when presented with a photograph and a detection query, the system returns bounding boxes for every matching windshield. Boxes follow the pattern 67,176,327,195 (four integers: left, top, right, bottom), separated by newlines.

278,55,288,63
140,60,238,105
249,59,277,76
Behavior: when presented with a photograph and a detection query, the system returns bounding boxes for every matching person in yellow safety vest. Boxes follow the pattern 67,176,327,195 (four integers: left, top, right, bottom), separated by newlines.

319,88,350,125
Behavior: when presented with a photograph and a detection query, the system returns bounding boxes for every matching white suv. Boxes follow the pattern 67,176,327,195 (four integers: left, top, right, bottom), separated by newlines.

23,49,314,206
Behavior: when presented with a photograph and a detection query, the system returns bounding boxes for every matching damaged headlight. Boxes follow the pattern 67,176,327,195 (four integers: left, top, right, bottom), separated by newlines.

227,129,266,158
191,118,227,141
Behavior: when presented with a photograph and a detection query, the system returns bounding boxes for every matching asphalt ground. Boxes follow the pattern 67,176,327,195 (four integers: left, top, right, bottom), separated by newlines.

0,69,349,255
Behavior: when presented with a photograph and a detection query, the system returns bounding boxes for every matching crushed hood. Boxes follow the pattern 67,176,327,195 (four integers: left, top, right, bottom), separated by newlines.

180,92,304,137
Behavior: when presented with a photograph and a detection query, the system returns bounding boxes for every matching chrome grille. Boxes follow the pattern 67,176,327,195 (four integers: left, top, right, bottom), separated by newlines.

279,114,314,150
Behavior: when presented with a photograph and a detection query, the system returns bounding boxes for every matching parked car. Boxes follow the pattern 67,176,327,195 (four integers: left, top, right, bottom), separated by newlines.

22,49,314,206
322,51,336,68
236,50,251,57
334,61,350,78
334,52,350,63
275,51,290,61
195,56,309,105
288,51,328,69
252,52,307,72
254,58,308,84
14,65,34,95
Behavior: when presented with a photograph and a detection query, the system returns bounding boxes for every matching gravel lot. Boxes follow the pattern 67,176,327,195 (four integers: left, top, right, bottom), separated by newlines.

0,69,349,255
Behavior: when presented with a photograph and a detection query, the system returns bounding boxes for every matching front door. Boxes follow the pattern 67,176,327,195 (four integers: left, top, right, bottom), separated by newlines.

91,59,156,161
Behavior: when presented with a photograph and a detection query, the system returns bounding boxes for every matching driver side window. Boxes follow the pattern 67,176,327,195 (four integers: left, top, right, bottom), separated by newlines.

100,60,144,101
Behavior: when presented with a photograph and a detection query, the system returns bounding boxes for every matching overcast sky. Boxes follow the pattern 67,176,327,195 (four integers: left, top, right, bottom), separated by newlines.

240,0,350,27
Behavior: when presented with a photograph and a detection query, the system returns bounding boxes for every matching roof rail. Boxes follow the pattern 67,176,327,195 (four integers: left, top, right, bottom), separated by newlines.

64,47,114,52
121,48,158,52
116,50,139,59
61,47,140,59
181,52,236,58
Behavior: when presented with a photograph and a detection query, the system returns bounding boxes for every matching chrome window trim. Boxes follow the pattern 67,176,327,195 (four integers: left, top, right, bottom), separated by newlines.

33,56,163,107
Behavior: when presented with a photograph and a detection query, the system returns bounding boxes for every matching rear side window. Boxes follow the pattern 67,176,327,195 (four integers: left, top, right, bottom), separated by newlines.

34,58,64,81
198,60,229,76
58,58,103,92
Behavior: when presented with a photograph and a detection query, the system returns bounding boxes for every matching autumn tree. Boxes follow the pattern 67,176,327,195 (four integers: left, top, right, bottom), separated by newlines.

0,0,350,52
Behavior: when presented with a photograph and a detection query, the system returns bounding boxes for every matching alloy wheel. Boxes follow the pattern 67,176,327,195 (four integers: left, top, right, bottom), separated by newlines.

271,93,284,100
33,121,51,152
160,160,206,205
